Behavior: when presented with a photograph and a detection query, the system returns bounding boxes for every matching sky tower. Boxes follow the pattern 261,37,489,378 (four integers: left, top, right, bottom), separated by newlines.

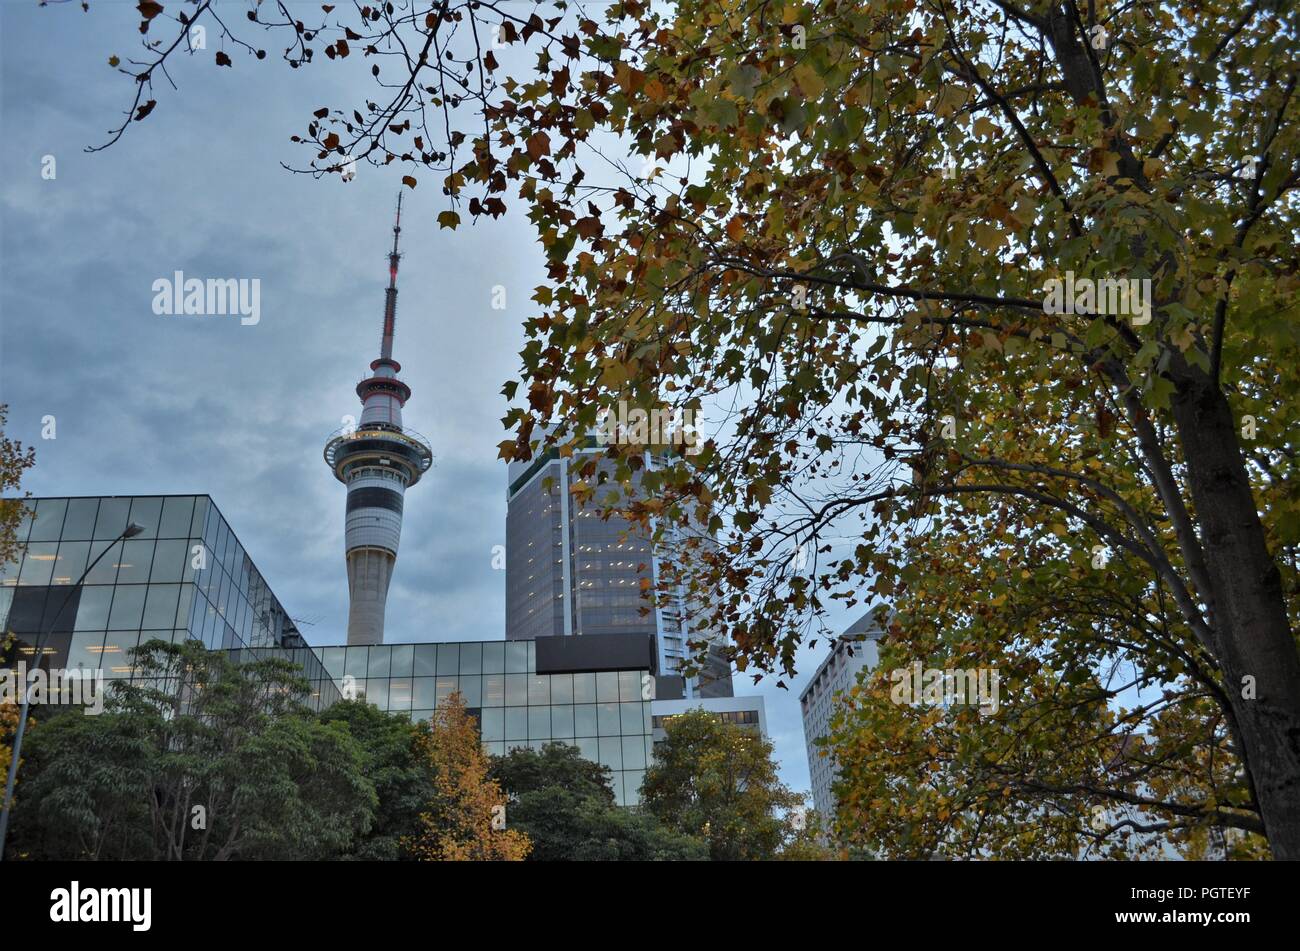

324,195,433,645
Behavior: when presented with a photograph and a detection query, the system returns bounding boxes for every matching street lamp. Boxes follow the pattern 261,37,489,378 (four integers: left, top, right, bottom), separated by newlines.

0,520,144,860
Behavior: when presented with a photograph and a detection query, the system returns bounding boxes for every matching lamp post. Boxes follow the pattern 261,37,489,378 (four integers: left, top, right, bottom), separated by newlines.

0,521,144,860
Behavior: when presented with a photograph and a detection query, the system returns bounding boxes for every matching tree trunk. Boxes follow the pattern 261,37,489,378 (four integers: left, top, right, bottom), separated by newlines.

1171,372,1300,858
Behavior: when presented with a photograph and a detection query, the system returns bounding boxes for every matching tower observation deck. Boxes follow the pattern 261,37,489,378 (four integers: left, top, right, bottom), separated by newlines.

323,195,432,645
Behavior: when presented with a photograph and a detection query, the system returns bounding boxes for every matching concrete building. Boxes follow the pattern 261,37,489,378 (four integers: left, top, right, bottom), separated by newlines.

650,694,767,749
323,197,432,645
799,610,885,825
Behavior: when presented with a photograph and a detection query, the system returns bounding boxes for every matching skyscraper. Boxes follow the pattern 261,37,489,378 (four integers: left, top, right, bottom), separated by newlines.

505,441,732,699
800,610,885,826
323,197,432,645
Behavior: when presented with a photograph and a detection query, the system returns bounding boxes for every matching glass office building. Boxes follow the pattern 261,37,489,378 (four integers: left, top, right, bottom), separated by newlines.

317,638,654,805
0,495,337,710
505,448,734,700
1,497,659,803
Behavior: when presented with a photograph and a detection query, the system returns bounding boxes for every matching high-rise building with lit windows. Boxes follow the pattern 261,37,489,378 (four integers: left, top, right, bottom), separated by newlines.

505,444,733,700
323,197,433,646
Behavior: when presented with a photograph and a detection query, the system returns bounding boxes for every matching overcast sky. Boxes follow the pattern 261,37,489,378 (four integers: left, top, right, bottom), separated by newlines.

0,1,862,796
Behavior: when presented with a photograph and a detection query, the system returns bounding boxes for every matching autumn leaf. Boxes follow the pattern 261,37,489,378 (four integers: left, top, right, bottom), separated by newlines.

526,131,551,160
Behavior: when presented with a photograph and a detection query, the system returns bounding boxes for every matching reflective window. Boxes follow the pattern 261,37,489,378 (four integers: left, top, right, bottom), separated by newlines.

597,702,620,736
527,674,550,705
483,673,505,707
321,647,345,679
368,647,391,679
458,641,482,675
17,542,58,586
51,542,89,585
458,676,482,707
116,539,156,584
344,647,368,680
480,707,504,741
549,673,573,705
550,704,574,739
505,673,528,706
596,671,620,703
481,641,505,674
72,586,111,632
28,499,67,542
504,707,528,740
66,630,105,671
175,585,196,631
528,706,550,739
363,679,389,710
622,734,647,770
573,672,596,703
574,704,598,737
84,541,121,585
389,644,414,678
127,498,163,539
62,499,99,541
93,498,130,540
435,677,458,705
598,736,623,771
142,584,180,629
108,586,147,630
505,641,529,673
100,631,139,675
413,645,437,676
619,670,643,701
159,497,194,539
388,678,413,710
412,677,437,709
149,540,188,584
621,701,644,736
436,644,459,675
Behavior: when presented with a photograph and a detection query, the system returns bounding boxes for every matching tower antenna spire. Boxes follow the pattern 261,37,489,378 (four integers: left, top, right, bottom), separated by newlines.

380,192,403,360
390,191,403,273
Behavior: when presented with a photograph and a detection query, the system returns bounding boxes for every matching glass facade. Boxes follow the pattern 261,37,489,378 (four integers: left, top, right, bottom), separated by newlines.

504,463,568,640
0,495,336,710
506,457,656,640
505,455,734,699
318,638,654,805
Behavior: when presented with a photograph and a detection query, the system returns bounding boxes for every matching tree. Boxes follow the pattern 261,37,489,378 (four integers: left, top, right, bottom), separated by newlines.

490,742,707,860
482,1,1300,859
404,692,531,861
319,699,430,860
0,404,35,570
68,1,1300,856
777,806,839,862
641,709,801,860
11,639,376,860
